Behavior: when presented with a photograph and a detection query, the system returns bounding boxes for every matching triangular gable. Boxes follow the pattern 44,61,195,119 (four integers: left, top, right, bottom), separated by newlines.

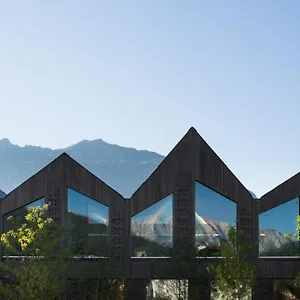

63,153,125,207
192,128,253,204
2,153,66,214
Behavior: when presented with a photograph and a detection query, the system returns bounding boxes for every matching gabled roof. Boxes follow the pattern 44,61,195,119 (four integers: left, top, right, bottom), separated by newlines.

1,128,267,213
129,127,254,216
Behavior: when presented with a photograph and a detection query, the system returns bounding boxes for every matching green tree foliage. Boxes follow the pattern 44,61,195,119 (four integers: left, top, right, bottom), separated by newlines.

208,226,256,300
294,216,300,287
66,276,124,300
0,203,71,300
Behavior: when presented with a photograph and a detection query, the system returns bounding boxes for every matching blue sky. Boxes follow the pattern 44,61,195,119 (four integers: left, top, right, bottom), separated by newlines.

0,1,299,197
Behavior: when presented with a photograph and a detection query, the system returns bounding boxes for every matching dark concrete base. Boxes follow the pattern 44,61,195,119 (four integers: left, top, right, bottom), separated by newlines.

188,279,211,300
253,279,276,300
124,279,148,300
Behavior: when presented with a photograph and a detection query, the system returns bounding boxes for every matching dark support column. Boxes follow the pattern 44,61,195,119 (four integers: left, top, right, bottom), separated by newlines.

253,279,276,300
188,279,211,300
173,171,194,246
124,279,148,300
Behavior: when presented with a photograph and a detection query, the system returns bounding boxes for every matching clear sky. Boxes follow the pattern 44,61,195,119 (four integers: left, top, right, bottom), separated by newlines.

0,1,299,197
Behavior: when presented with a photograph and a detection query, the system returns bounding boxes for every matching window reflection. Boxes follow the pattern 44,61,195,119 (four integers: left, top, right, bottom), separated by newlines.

195,182,236,257
3,197,45,255
259,198,299,257
131,195,173,257
67,188,109,256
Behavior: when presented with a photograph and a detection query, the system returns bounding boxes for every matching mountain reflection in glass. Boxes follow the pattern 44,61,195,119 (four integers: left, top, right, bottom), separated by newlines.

259,198,299,257
195,182,236,257
67,188,109,256
131,195,173,257
3,197,45,255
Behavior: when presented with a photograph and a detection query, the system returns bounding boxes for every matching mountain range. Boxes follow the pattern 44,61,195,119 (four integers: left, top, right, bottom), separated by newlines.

0,138,163,197
0,137,257,200
0,189,5,199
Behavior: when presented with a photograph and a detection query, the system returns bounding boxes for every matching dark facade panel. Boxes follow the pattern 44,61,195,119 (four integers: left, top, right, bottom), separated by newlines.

131,258,169,279
257,259,300,279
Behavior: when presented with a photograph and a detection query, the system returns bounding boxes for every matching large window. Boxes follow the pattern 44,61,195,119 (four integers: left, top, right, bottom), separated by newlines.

67,188,109,256
131,195,173,257
3,197,45,255
259,198,299,257
195,182,236,257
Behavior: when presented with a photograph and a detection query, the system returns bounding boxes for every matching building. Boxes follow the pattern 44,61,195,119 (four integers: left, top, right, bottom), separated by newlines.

0,127,299,299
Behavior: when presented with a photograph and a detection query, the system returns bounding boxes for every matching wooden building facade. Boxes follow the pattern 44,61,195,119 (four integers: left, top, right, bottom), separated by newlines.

0,127,299,299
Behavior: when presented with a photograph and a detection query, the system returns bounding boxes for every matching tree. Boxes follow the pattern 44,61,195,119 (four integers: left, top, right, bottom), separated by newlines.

208,226,256,300
165,241,195,300
294,216,300,287
0,203,71,300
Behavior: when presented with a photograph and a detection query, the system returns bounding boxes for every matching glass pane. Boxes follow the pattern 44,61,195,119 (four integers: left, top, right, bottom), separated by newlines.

67,188,109,256
259,198,299,257
131,195,173,257
195,182,236,257
3,197,45,255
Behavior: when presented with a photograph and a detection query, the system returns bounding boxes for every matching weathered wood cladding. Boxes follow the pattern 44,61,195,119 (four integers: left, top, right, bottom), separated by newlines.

257,259,300,279
129,128,195,217
0,126,299,296
1,154,65,216
192,129,257,254
64,155,124,207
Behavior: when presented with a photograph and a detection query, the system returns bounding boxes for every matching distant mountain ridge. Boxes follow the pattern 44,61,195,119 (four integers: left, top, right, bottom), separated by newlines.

0,189,6,199
0,138,257,199
0,138,163,197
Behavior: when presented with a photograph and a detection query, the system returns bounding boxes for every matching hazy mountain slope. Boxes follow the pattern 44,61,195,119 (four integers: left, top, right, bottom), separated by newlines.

0,137,257,200
64,139,163,197
0,189,6,199
0,138,163,197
